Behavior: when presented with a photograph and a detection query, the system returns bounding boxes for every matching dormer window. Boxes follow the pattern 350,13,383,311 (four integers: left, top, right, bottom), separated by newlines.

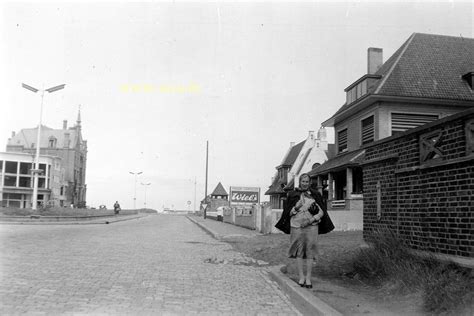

48,137,57,148
345,74,381,105
462,72,474,89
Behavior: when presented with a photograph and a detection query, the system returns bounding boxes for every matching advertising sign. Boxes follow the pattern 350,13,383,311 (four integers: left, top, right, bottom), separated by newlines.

229,186,260,205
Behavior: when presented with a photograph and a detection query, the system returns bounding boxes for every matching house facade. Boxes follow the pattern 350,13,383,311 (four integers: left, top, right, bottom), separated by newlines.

309,33,474,213
265,129,332,209
5,111,87,207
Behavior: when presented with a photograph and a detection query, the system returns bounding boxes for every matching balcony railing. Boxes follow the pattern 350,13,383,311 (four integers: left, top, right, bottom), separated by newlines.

331,200,346,208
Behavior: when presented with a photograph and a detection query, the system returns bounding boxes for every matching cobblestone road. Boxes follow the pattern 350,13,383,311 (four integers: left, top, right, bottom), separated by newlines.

0,215,300,315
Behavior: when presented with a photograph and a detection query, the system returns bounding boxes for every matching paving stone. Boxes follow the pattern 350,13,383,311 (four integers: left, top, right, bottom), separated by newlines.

0,215,300,315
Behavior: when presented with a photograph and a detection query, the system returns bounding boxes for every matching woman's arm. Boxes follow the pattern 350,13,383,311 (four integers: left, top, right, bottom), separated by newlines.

311,204,324,223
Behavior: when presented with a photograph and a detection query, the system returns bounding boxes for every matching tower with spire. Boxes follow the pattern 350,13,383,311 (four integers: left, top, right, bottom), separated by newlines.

5,106,88,208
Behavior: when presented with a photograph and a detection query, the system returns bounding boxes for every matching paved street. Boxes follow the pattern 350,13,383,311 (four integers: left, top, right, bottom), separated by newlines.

0,215,300,315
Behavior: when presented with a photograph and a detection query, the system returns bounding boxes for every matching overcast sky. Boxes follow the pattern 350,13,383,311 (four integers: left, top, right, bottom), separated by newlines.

0,1,472,210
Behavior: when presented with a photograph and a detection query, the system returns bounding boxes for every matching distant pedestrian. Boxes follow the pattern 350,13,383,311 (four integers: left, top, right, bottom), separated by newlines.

113,201,121,214
275,173,334,288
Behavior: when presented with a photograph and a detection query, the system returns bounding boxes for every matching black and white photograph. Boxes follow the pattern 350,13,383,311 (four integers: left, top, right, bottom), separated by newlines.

0,0,473,315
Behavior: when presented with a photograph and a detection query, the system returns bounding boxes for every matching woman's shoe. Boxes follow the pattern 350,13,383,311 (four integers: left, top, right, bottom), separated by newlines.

297,280,305,287
305,282,313,289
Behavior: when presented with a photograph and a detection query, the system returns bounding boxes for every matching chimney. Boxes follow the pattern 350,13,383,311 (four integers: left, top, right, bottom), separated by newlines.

64,133,70,148
290,142,295,147
308,131,315,140
63,120,68,130
367,47,383,74
317,127,327,141
11,131,15,137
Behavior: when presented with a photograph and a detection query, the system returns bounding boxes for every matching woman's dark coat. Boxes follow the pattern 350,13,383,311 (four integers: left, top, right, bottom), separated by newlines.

275,189,335,235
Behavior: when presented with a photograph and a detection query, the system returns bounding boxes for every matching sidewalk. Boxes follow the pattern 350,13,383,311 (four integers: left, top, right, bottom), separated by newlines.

186,215,262,239
0,213,149,225
186,215,343,316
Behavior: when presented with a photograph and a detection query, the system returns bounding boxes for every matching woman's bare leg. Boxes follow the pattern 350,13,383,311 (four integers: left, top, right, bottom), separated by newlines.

305,258,313,285
296,258,305,284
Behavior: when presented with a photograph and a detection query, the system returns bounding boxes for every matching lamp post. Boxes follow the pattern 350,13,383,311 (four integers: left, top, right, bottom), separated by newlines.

193,176,197,212
22,83,65,210
129,171,142,209
129,171,143,210
141,182,151,209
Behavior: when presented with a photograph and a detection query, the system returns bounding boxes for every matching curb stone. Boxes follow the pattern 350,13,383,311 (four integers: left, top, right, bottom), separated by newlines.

268,265,343,316
186,215,222,240
0,213,149,225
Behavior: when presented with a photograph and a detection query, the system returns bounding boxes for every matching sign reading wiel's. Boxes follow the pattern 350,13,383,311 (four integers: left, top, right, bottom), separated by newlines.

229,186,260,205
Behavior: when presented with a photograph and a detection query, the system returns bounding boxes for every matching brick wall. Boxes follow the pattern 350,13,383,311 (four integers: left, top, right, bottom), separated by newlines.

362,109,474,258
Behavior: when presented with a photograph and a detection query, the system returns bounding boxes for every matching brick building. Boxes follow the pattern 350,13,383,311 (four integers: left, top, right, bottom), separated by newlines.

362,109,474,263
5,111,87,207
309,33,474,216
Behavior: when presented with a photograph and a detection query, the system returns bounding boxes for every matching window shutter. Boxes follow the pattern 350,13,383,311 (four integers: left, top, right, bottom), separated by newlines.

338,129,348,153
391,113,438,135
361,115,374,145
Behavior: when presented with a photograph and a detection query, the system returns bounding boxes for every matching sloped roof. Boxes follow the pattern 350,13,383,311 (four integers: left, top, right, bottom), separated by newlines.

308,149,365,176
7,125,80,149
211,182,228,196
377,33,474,100
331,33,474,120
280,140,305,167
284,177,294,191
265,176,287,195
267,139,306,195
295,148,313,175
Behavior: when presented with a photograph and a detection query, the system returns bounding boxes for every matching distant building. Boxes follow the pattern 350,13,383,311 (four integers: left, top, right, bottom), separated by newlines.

210,182,228,200
4,110,87,207
265,129,333,209
284,128,335,198
0,152,64,208
200,182,230,220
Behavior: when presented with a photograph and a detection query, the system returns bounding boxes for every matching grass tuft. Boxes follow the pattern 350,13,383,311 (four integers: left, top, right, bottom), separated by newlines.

349,228,473,314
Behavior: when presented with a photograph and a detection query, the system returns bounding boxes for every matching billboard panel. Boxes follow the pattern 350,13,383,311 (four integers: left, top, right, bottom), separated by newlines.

229,186,260,205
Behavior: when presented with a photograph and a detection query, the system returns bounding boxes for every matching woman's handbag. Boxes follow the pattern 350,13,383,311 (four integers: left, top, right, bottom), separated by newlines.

311,191,335,235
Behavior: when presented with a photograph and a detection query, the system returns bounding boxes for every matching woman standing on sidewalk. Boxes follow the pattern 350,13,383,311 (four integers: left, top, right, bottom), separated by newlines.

275,173,334,288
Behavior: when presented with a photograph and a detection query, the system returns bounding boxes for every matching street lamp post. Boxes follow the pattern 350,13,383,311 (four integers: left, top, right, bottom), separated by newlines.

141,182,151,209
22,83,65,210
129,171,143,209
194,177,197,212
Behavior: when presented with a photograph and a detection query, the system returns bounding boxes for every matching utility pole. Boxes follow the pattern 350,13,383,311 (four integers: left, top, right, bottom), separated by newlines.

141,182,151,209
129,171,143,209
204,141,208,219
194,176,197,212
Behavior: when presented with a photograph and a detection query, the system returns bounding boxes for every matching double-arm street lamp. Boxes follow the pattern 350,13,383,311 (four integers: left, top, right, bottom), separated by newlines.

22,83,66,210
129,171,143,209
141,182,151,209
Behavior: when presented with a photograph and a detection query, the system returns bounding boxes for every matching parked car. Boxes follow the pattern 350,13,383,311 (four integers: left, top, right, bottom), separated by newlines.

99,205,107,210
